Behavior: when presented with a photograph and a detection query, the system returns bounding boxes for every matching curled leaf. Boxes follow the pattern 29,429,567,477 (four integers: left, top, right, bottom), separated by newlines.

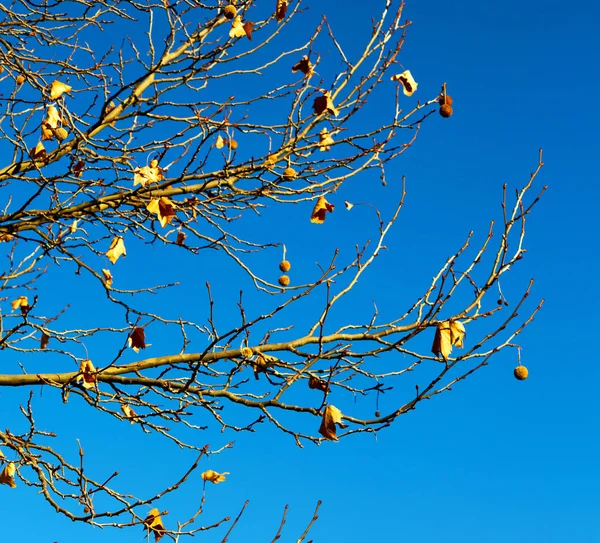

143,508,166,543
390,70,418,96
101,268,113,287
40,332,50,349
133,161,164,187
50,80,72,100
310,195,335,224
11,296,29,312
308,374,330,393
318,128,334,152
313,91,339,116
319,405,348,441
230,16,253,40
78,359,97,390
275,0,288,21
106,236,126,264
175,231,186,246
292,55,314,77
201,470,229,484
30,141,47,161
129,327,146,352
120,404,138,423
344,201,354,211
431,320,466,361
147,197,176,228
0,462,17,488
252,353,277,379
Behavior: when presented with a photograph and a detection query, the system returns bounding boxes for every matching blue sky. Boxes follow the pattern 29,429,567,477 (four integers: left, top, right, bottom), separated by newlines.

2,0,599,541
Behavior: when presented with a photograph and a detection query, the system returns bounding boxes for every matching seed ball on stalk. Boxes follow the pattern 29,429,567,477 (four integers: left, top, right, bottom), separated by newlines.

222,4,237,19
279,260,291,272
439,94,453,106
439,104,453,118
513,365,529,381
278,275,290,287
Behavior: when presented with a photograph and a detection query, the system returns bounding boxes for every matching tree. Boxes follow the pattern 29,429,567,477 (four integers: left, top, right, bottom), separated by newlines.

0,0,545,540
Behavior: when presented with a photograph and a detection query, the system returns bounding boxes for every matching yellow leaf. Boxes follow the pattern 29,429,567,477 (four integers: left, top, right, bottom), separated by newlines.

318,405,348,441
120,404,137,423
449,320,466,348
318,128,334,152
101,268,113,287
275,0,288,21
30,141,47,161
147,197,176,228
11,296,29,312
201,470,229,484
310,195,335,224
133,163,164,187
230,16,252,40
50,80,72,100
291,55,314,77
215,134,226,149
106,236,126,264
0,462,16,488
45,105,61,128
143,508,166,543
390,70,418,96
431,320,465,361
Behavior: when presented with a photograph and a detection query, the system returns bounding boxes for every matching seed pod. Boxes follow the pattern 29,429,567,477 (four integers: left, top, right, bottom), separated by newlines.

439,94,453,106
278,275,290,287
279,260,291,272
514,366,528,381
222,4,237,19
55,127,68,142
439,104,453,118
282,167,297,180
16,74,26,85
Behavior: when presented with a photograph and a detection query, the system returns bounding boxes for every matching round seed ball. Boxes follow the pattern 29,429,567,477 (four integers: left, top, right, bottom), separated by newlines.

278,274,290,287
439,94,453,106
513,365,528,381
279,260,291,272
222,4,237,19
439,104,453,118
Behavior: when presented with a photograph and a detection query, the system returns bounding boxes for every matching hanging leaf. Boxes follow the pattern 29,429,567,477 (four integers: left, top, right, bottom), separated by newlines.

312,91,339,116
49,80,72,100
78,359,97,390
275,0,288,21
291,55,314,76
390,70,418,96
0,462,17,488
318,405,348,441
120,404,138,423
143,508,166,543
318,128,334,152
106,236,126,264
252,353,277,379
201,470,229,484
40,332,50,349
310,195,335,224
133,160,164,187
11,296,29,312
129,327,146,352
176,231,186,246
431,320,466,361
29,141,47,161
308,374,330,393
230,16,253,40
147,197,176,228
101,268,113,287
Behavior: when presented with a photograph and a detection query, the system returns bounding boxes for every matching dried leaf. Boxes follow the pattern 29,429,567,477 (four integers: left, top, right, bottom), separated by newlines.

291,55,314,77
106,236,126,264
11,296,29,312
79,359,97,390
133,160,164,187
201,470,229,484
40,332,50,349
431,320,465,361
45,106,61,129
344,201,354,211
215,134,226,149
310,195,335,224
101,268,113,287
70,220,79,234
120,404,137,423
129,327,146,352
143,508,166,543
308,375,330,393
318,128,334,152
252,353,277,379
41,125,54,141
390,70,418,96
0,233,14,242
176,231,186,246
275,0,287,21
30,141,47,161
230,16,252,40
0,462,17,488
72,160,85,178
147,197,176,228
318,405,348,441
50,80,72,100
312,91,339,116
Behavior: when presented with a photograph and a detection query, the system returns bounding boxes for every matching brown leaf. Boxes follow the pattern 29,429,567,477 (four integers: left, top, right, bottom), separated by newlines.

291,55,314,76
133,161,164,187
106,236,126,264
243,21,253,40
0,462,17,488
40,332,50,349
72,160,85,178
120,404,138,423
390,70,418,96
308,375,330,393
29,141,47,161
129,327,146,352
310,195,335,224
252,353,277,379
143,508,166,543
275,0,287,21
312,91,339,116
201,470,229,484
230,16,252,40
101,268,113,287
176,231,186,246
318,405,348,441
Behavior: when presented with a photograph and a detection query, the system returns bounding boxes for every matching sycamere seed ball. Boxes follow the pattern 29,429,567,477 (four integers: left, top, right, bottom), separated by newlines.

439,94,453,106
278,274,290,287
279,260,291,272
514,365,529,381
439,104,453,118
222,4,237,19
16,74,26,85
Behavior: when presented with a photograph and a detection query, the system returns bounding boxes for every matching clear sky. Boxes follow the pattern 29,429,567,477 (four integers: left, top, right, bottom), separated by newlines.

2,0,599,542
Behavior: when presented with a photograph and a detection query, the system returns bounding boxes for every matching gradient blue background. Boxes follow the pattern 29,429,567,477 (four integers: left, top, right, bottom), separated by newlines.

2,0,599,541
